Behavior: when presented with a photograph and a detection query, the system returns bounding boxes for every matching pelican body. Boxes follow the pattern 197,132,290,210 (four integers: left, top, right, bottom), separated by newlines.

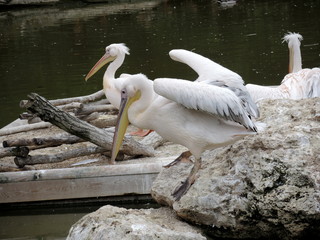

111,73,259,200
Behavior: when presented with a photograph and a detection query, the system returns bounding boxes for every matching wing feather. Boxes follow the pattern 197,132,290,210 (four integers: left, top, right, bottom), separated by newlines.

169,49,259,118
169,49,243,84
153,78,257,131
306,68,320,97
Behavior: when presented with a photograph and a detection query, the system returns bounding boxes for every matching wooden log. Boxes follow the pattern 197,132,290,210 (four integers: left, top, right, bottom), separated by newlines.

20,93,154,160
58,102,82,111
4,91,107,137
13,144,124,168
3,132,84,149
89,115,118,128
19,112,42,124
75,104,118,116
19,90,105,108
0,122,51,136
140,131,167,149
0,146,29,158
90,99,109,106
49,90,105,106
80,112,101,122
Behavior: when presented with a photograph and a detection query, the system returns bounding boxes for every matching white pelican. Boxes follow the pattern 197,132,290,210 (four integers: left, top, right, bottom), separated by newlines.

85,43,152,136
111,73,259,200
246,32,320,102
85,43,129,109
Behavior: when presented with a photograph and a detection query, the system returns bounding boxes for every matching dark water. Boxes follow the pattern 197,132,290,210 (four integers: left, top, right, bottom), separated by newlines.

0,0,319,128
0,197,158,239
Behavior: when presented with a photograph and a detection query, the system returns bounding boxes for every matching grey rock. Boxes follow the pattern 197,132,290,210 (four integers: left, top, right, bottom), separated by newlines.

151,98,320,239
66,205,207,240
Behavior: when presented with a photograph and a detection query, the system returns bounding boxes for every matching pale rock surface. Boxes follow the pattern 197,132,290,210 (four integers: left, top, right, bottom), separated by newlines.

151,98,320,239
66,205,206,240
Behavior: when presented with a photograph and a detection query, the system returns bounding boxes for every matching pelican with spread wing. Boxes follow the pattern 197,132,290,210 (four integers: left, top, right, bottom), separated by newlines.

111,73,259,201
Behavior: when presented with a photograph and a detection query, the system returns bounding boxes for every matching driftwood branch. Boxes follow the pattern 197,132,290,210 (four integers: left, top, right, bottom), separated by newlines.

20,93,154,159
13,144,124,168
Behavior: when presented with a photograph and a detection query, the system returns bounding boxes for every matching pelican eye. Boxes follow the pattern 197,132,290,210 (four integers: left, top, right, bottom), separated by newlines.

121,89,127,97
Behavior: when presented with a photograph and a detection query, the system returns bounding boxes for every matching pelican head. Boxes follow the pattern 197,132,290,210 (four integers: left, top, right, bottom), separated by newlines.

111,75,145,162
85,43,130,81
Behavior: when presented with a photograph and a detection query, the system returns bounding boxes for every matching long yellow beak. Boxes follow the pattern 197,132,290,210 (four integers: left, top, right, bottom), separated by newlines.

111,90,141,162
85,53,116,81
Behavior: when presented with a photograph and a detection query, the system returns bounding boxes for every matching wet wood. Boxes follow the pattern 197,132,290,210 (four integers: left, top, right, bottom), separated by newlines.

13,144,124,168
20,93,154,159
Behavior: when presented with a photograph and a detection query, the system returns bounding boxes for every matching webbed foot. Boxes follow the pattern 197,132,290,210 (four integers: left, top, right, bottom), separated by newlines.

163,151,192,168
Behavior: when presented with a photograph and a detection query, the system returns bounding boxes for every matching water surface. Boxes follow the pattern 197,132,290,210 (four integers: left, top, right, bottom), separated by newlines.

0,0,319,128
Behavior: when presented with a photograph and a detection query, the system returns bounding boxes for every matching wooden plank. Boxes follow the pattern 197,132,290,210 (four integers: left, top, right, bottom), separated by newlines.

0,157,173,183
0,174,157,203
0,157,174,203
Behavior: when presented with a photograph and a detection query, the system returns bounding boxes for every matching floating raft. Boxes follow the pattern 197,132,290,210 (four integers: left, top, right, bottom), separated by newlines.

0,91,180,204
0,157,173,203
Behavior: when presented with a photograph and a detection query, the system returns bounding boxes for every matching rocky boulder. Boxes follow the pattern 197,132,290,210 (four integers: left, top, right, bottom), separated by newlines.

66,205,206,240
151,98,320,239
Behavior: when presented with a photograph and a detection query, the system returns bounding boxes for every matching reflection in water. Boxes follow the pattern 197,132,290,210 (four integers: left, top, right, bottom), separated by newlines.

0,0,319,128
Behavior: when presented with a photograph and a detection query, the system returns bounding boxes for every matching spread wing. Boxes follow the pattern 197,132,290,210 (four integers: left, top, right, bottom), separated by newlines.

169,49,243,84
153,78,257,131
169,49,259,118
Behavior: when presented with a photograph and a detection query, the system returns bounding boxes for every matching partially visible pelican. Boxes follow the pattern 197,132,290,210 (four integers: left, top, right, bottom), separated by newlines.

246,32,320,102
85,43,152,136
111,73,259,200
85,43,129,109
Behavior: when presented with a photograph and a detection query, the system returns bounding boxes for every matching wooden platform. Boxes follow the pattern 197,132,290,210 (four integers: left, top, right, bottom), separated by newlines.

0,157,173,203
